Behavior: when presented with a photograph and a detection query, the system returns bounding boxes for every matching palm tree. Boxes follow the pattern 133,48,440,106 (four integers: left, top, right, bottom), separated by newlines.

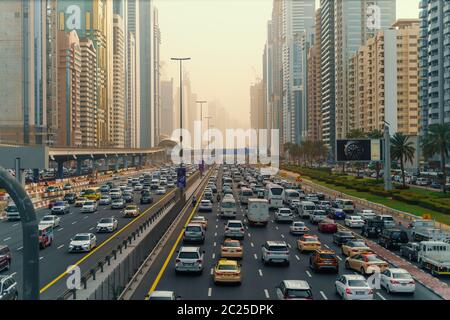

421,123,450,193
391,133,416,188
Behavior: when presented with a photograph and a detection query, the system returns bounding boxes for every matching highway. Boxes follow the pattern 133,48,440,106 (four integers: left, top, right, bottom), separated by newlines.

131,166,442,300
0,166,198,299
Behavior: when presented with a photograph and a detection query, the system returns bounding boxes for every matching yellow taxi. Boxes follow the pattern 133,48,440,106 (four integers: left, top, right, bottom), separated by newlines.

191,216,208,230
220,239,243,259
74,196,88,207
297,235,321,253
341,240,373,257
344,252,389,275
213,259,242,285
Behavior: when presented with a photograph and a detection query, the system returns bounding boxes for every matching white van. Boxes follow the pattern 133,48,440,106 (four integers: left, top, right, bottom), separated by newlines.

284,189,300,206
220,197,237,219
298,201,316,219
239,188,254,205
247,199,270,226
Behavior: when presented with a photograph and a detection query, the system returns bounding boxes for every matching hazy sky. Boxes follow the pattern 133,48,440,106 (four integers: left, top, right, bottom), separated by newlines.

155,0,420,129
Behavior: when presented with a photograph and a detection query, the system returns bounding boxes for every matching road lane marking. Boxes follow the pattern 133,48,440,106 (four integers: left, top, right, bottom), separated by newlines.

215,225,218,229
208,288,212,297
320,291,328,300
57,245,65,250
324,244,330,249
3,237,11,242
72,221,77,225
17,246,23,251
248,233,251,238
306,271,312,278
10,272,17,277
39,257,44,260
376,292,386,300
281,234,285,239
89,227,94,231
212,253,216,259
12,223,19,227
213,242,217,247
57,228,64,232
254,254,258,260
145,181,209,299
287,244,291,248
84,216,89,220
210,268,214,275
214,232,217,237
258,269,263,277
295,255,300,260
250,242,254,248
264,289,270,299
41,188,178,295
275,226,279,230
336,255,342,261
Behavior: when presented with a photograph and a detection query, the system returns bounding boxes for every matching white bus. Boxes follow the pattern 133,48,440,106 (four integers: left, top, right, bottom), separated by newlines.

283,189,301,206
247,199,270,226
220,197,237,218
265,183,285,209
239,188,254,205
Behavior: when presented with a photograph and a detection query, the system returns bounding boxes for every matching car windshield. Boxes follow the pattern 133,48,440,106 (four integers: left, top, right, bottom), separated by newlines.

286,289,312,299
365,255,382,262
218,264,238,271
113,199,123,203
392,273,412,279
222,202,236,209
348,280,367,287
383,217,394,221
99,218,113,224
73,235,90,241
314,211,326,215
178,252,199,259
279,210,291,214
293,222,305,227
270,188,283,196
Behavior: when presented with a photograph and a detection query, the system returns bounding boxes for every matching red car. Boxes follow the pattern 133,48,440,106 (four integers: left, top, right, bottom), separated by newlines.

318,219,338,233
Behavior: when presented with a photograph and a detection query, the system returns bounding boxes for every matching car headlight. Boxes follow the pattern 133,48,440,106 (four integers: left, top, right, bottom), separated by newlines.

69,245,74,248
82,244,89,248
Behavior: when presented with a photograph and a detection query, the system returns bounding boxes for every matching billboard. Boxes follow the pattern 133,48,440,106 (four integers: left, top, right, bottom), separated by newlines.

336,139,382,162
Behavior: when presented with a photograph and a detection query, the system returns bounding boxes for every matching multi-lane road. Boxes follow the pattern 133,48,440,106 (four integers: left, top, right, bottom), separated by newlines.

0,167,198,299
132,166,442,300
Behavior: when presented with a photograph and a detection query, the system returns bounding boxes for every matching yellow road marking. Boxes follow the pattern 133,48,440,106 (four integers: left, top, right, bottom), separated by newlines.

40,189,176,294
145,175,210,299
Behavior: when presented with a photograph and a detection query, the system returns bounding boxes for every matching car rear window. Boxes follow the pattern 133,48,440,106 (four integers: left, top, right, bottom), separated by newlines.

228,222,242,228
223,242,240,248
218,265,238,271
286,289,312,299
392,273,412,279
186,226,202,232
268,245,288,251
348,280,367,287
178,252,199,259
319,254,336,259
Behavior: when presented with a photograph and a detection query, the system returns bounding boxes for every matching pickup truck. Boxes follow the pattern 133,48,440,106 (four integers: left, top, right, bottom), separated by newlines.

417,241,450,275
410,220,450,242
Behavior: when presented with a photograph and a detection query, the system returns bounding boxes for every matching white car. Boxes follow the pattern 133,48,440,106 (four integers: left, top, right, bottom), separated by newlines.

380,268,415,294
199,200,213,212
39,215,60,228
134,184,143,191
81,200,98,213
99,195,112,205
345,215,365,228
335,275,373,300
360,209,377,221
156,187,167,195
148,291,179,300
69,233,97,252
275,208,294,223
96,217,118,233
289,221,309,235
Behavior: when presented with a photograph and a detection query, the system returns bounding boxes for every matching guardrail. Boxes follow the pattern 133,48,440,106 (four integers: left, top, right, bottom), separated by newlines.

57,171,200,300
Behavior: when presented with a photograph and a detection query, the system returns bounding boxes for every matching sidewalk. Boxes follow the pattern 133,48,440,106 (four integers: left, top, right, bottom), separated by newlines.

281,169,450,300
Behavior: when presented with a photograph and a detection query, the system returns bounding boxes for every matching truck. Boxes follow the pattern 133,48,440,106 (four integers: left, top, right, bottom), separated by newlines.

410,220,450,242
417,241,450,275
246,199,270,226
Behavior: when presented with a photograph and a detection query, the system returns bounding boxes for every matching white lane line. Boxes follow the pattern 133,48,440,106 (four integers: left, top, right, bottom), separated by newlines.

10,272,17,277
212,253,216,259
216,219,218,222
248,233,251,238
57,228,64,232
287,244,291,249
72,221,77,225
210,268,214,275
70,212,74,215
258,269,263,277
254,253,258,260
281,234,285,239
306,271,312,278
208,288,212,297
83,216,89,220
17,246,23,251
89,227,94,231
215,225,218,229
264,289,270,299
245,226,249,230
39,256,44,261
295,255,300,261
12,223,19,227
57,244,65,250
3,237,11,242
250,242,254,248
324,244,330,249
376,292,386,300
275,226,279,230
336,255,342,261
320,291,328,300
213,242,217,247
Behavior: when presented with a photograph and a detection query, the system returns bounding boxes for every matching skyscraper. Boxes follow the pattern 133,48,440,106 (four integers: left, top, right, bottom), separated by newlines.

160,79,174,137
153,8,162,145
0,0,48,145
250,81,265,131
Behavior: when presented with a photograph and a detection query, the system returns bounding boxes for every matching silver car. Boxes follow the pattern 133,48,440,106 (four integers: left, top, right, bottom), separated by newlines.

183,223,205,243
224,220,245,239
261,241,290,266
275,208,294,223
175,247,204,274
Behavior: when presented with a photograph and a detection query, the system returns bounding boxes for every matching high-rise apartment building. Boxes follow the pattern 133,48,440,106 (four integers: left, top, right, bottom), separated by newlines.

281,0,316,144
419,0,450,138
250,81,265,131
334,0,396,142
160,79,174,137
307,8,322,142
153,8,162,144
348,19,419,136
0,0,48,145
56,30,82,147
79,38,98,147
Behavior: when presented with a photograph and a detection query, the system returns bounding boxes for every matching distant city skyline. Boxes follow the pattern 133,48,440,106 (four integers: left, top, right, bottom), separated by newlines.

157,0,420,130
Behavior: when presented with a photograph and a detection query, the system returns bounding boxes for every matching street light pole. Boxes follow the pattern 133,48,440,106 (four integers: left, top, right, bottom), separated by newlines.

383,121,392,191
196,100,207,150
204,116,212,162
171,57,191,167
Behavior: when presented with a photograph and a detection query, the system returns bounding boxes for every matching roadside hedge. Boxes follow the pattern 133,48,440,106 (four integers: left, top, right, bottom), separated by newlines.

283,165,450,215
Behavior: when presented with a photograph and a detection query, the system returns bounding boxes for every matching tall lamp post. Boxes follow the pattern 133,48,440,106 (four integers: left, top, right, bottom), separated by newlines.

171,57,191,168
196,100,207,151
383,120,392,191
204,116,212,162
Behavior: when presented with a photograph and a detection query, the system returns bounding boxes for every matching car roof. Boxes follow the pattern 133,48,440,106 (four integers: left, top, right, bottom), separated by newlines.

217,259,238,266
283,280,310,290
150,291,174,298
